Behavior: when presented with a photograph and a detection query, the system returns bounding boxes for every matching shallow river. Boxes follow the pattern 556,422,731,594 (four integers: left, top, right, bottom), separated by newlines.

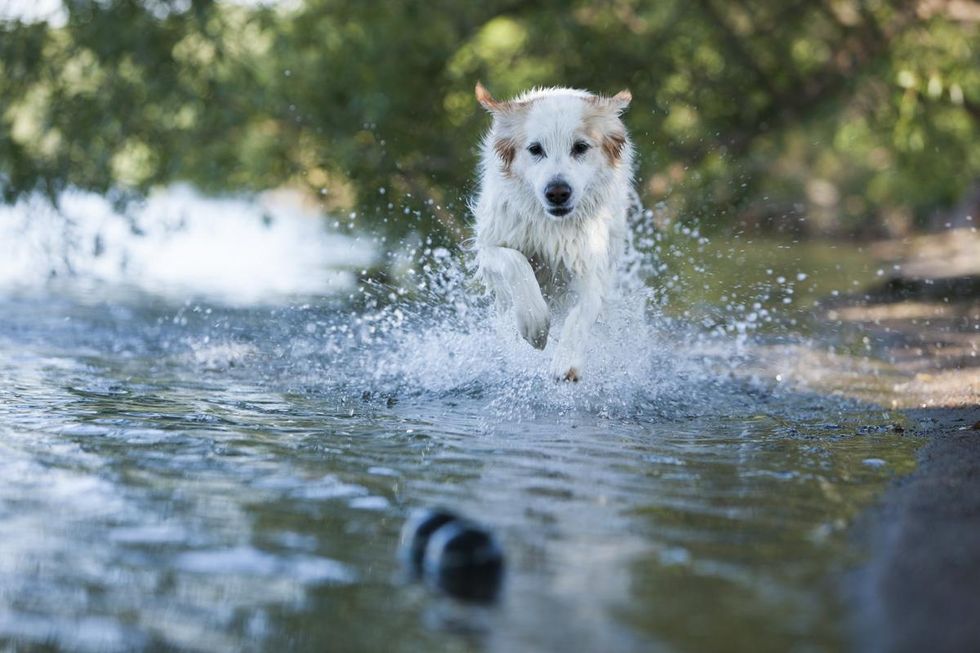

0,190,918,652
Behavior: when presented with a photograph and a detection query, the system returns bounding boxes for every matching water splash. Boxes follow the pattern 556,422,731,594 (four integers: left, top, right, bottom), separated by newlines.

0,188,915,653
1,185,820,424
198,202,779,424
0,185,374,303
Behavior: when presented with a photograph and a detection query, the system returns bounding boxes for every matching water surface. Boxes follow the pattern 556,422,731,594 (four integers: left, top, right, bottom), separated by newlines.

0,291,917,653
0,191,918,652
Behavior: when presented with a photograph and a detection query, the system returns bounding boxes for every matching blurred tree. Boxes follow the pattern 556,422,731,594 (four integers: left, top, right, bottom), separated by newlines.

0,0,977,240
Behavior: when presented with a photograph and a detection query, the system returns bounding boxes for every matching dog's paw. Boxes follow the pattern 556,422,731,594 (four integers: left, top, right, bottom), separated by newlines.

555,367,580,383
515,303,549,350
550,354,582,382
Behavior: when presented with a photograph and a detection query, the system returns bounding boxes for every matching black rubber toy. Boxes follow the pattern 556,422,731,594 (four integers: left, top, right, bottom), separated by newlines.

399,508,505,603
398,507,464,577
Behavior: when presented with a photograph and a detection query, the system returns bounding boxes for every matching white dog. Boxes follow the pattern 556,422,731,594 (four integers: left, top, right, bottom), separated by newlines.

471,83,635,382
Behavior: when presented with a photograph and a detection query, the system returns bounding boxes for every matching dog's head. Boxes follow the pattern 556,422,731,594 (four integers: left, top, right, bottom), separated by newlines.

476,83,632,220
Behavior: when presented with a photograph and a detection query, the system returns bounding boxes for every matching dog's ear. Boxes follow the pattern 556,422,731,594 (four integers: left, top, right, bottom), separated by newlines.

477,82,531,123
476,82,503,113
587,89,632,116
608,89,632,115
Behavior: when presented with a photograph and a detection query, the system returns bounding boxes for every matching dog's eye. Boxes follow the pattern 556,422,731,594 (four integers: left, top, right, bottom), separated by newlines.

527,143,545,157
572,141,591,156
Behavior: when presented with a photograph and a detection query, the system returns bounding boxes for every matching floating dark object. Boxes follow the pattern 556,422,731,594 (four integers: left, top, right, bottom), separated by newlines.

423,520,505,602
399,507,462,576
399,508,505,603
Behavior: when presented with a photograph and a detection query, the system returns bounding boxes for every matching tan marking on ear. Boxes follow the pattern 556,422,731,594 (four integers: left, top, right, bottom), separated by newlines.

587,89,632,115
602,132,627,164
475,81,532,117
612,89,632,110
494,137,517,175
476,82,503,112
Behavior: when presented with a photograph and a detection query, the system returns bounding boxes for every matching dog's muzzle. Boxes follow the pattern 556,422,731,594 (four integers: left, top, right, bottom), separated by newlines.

544,181,573,217
547,207,572,217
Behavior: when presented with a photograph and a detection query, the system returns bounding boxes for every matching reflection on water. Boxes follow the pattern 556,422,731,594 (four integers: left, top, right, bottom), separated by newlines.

0,285,916,652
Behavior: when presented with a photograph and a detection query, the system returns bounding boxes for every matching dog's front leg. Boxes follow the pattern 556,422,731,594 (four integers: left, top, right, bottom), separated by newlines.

550,272,605,382
478,246,550,349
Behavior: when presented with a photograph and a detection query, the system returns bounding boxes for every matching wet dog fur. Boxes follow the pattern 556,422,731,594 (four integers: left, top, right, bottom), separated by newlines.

471,83,634,382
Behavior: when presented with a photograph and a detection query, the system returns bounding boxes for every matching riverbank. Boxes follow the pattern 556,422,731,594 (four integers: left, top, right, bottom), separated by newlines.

836,227,979,652
851,405,980,653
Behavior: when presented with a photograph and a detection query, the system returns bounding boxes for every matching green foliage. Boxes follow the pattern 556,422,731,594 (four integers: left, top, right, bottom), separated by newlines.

1,0,977,239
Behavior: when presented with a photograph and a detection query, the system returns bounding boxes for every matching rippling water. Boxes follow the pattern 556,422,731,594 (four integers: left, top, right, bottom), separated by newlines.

0,190,918,652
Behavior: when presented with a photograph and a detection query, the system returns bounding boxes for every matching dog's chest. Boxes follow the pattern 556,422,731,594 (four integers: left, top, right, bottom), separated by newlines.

527,253,571,298
522,216,612,277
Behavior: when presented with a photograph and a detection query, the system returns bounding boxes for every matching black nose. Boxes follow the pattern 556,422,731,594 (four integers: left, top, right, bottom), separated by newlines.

544,181,571,206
